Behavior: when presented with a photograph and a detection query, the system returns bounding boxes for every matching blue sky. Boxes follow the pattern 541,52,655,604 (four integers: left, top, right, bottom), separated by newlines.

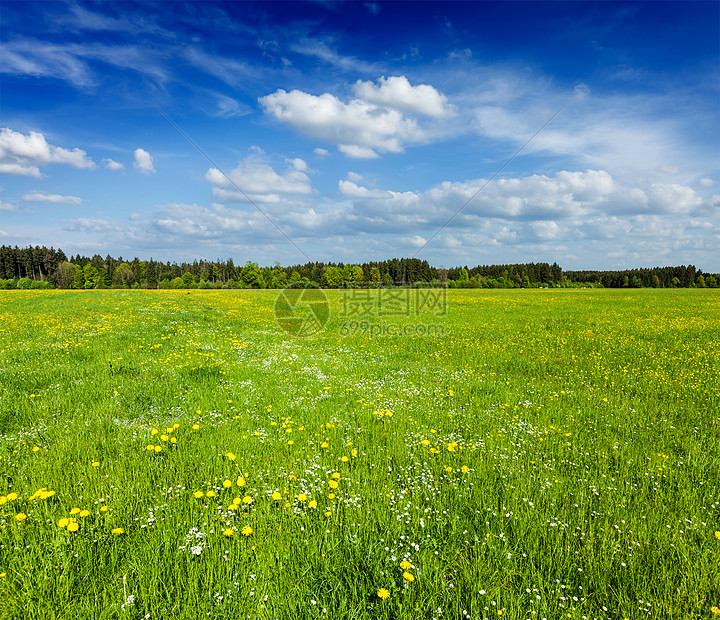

1,1,718,270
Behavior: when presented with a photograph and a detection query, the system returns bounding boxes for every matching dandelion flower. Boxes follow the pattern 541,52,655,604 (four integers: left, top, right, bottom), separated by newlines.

715,531,720,540
112,528,124,536
328,480,339,489
271,492,282,501
193,491,204,499
328,493,335,500
236,477,246,488
32,446,40,452
192,424,199,430
79,509,90,517
92,461,100,467
400,560,411,570
6,493,18,501
711,606,720,615
320,442,329,448
100,506,109,512
325,511,332,517
461,465,470,473
241,525,253,536
58,518,69,528
67,522,79,532
223,480,232,489
331,472,341,479
341,456,349,463
151,428,158,435
229,504,239,511
402,571,415,582
242,496,252,504
377,588,390,600
15,513,26,521
160,434,169,442
298,493,307,502
70,507,81,515
146,445,155,451
226,452,236,461
206,490,216,498
309,500,317,508
154,446,161,453
170,437,177,444
223,528,234,537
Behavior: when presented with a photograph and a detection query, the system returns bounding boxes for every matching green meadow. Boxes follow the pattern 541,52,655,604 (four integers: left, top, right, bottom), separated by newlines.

0,289,718,620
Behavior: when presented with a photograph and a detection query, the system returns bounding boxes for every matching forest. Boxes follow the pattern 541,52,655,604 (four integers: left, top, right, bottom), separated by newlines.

0,244,717,290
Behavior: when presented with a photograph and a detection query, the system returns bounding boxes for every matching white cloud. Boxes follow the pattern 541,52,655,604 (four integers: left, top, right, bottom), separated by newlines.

260,88,422,157
0,127,95,177
699,177,714,187
353,76,454,118
0,201,20,212
103,158,125,171
206,155,313,203
64,218,121,232
338,144,380,159
346,171,363,182
313,148,330,157
133,148,155,174
22,191,82,205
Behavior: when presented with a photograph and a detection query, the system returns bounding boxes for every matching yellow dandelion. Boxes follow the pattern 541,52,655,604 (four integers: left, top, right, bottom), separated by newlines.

111,528,124,536
402,571,415,582
236,477,246,488
146,444,155,451
226,452,236,461
193,491,204,498
325,511,332,517
6,493,18,501
32,446,40,452
170,437,177,444
223,528,234,537
309,500,317,508
206,490,216,498
100,506,109,512
328,480,339,489
320,442,329,448
15,513,27,521
400,560,411,570
298,493,307,502
223,479,232,489
192,424,199,430
715,531,720,540
67,522,79,532
58,518,70,528
151,428,158,435
70,507,81,515
461,465,470,473
78,510,90,517
92,461,100,467
421,439,430,446
328,493,336,499
271,492,282,501
242,496,252,504
341,456,349,462
712,607,720,615
154,445,161,453
39,490,55,499
377,588,390,600
228,504,239,511
241,525,253,536
160,434,169,442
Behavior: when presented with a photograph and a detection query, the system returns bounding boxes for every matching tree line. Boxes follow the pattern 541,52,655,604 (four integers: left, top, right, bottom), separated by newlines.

0,245,717,290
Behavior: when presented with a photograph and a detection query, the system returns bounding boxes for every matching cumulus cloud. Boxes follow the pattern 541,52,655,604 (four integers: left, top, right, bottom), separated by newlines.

206,155,313,203
103,158,125,171
133,148,155,174
22,191,82,205
0,127,95,177
64,218,122,232
260,77,452,158
699,177,714,187
352,76,455,118
313,148,330,157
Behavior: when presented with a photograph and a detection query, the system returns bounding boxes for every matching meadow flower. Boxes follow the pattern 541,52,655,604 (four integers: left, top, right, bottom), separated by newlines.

58,518,70,528
226,453,236,461
331,472,341,479
70,508,81,515
328,480,339,489
32,446,40,452
402,571,415,582
223,480,232,488
309,500,317,508
67,522,79,532
223,528,234,537
193,491,204,498
206,490,216,498
6,493,18,501
15,513,26,521
241,526,253,536
151,429,158,435
112,528,124,535
79,510,90,517
271,492,282,501
298,494,307,502
377,588,390,600
400,560,411,570
192,424,199,430
236,477,246,488
92,461,100,467
341,456,349,462
715,531,720,540
711,606,720,615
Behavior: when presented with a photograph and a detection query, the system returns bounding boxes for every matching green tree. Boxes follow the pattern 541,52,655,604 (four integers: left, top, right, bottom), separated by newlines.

113,263,135,288
55,261,77,289
83,263,100,289
324,265,343,288
240,262,265,288
369,266,381,285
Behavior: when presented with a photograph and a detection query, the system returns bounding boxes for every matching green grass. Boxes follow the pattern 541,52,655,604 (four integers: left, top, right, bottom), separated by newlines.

0,288,718,619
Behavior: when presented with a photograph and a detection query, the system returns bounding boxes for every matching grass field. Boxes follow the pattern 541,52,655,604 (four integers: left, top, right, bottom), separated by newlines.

0,288,718,620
